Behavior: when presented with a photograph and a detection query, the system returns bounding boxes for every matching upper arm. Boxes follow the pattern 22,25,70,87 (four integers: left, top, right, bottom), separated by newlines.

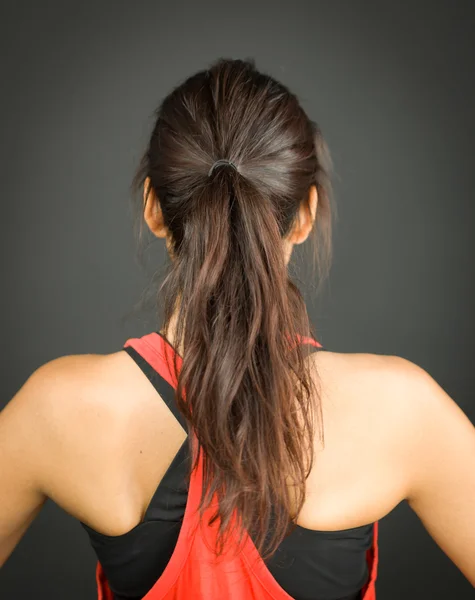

0,366,52,565
0,354,109,565
0,352,146,565
400,359,475,586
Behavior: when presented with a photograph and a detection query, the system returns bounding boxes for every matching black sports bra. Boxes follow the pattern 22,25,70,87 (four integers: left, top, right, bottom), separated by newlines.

80,335,374,600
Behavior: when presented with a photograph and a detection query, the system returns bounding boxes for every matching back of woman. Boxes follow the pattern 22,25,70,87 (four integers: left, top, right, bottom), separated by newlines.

1,58,474,600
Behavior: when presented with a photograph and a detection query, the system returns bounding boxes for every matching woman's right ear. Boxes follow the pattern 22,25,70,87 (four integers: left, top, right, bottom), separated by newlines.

143,177,167,239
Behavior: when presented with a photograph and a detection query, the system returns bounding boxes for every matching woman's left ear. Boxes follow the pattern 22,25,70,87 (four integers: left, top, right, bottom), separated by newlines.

143,177,168,238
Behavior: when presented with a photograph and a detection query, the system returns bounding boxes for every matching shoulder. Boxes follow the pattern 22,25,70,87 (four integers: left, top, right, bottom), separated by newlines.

312,349,475,495
0,349,174,556
312,349,440,415
313,347,423,383
312,351,475,585
23,348,161,417
11,352,134,437
1,350,158,496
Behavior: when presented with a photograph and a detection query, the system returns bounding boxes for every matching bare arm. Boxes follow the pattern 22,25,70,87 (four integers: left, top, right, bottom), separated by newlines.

0,367,51,566
0,354,116,566
0,349,184,566
401,359,475,586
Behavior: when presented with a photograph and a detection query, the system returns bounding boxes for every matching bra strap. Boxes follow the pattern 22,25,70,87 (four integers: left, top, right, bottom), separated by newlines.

122,332,325,431
122,343,187,431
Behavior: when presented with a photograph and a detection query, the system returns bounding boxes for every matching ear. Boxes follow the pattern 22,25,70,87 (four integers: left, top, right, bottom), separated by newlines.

290,185,318,245
308,184,318,223
143,177,168,238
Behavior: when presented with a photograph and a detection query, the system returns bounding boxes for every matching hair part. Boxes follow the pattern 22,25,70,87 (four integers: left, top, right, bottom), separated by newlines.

129,57,334,560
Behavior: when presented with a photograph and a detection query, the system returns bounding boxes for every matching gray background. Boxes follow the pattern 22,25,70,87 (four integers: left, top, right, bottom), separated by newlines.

1,1,474,598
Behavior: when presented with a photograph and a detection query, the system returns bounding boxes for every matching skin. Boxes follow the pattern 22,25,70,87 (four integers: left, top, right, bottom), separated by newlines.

1,179,475,588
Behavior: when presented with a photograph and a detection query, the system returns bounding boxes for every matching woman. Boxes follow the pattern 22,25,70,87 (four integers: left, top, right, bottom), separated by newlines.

1,58,474,600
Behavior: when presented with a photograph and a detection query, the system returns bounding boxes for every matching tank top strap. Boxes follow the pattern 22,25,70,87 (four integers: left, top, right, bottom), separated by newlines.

291,333,325,355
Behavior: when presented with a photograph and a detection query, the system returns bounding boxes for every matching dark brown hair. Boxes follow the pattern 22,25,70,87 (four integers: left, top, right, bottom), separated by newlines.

130,57,333,560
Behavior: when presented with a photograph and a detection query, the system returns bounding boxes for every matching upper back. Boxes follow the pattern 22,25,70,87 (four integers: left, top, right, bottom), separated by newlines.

4,330,475,594
30,338,413,537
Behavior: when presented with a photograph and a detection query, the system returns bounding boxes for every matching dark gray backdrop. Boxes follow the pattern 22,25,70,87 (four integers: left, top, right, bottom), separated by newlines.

1,1,474,598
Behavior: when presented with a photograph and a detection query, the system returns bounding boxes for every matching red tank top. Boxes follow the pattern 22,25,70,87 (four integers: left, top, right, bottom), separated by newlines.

94,333,379,600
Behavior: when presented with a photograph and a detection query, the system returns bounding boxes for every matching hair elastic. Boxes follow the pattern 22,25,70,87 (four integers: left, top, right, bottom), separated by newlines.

208,159,238,177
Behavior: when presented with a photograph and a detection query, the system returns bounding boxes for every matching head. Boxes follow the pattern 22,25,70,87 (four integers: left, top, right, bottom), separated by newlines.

131,58,333,560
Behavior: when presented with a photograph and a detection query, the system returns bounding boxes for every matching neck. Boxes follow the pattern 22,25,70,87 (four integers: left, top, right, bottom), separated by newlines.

159,300,183,356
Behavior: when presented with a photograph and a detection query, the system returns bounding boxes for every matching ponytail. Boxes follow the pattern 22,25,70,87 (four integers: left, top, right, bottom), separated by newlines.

130,57,332,561
161,168,321,559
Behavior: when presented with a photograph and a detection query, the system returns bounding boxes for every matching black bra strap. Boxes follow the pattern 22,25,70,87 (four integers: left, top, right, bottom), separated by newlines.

122,345,187,431
123,338,325,430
